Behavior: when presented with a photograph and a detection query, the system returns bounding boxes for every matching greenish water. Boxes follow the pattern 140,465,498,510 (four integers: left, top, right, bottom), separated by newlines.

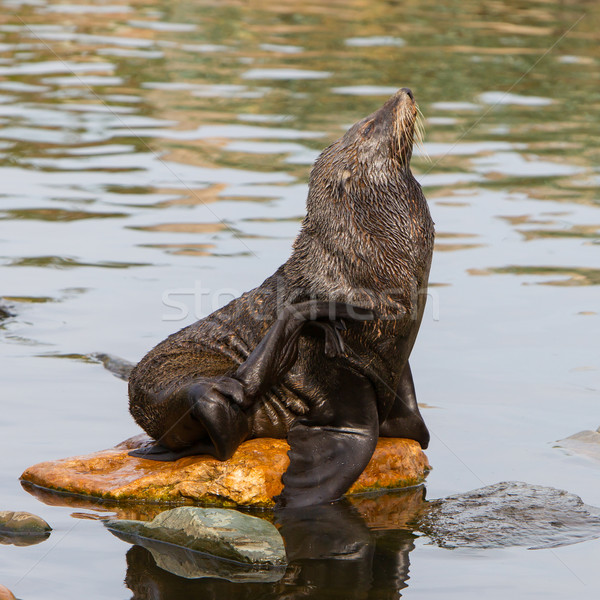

0,0,599,598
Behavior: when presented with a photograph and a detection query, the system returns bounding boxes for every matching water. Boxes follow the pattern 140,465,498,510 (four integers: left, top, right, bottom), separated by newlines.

0,0,599,597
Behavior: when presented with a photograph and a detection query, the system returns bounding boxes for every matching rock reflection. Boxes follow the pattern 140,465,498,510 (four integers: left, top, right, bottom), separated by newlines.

469,265,600,286
0,531,50,547
121,534,286,584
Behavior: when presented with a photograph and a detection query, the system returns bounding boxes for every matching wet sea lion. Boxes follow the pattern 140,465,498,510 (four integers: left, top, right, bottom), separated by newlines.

128,88,434,508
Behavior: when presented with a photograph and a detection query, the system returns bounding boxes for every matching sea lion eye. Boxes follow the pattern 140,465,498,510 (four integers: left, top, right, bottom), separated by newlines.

363,122,374,136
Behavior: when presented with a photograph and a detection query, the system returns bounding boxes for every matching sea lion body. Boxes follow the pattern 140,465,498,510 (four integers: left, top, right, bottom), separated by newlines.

129,89,434,508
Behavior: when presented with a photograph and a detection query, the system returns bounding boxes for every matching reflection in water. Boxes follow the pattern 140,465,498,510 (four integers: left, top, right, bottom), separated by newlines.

6,256,149,269
118,482,600,597
0,531,50,547
276,503,415,600
123,497,419,599
116,530,286,584
23,479,600,596
0,0,598,295
469,265,600,286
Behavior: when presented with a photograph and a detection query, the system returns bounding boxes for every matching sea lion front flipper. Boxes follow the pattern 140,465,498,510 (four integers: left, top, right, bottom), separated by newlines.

129,377,250,462
275,369,379,509
379,362,430,449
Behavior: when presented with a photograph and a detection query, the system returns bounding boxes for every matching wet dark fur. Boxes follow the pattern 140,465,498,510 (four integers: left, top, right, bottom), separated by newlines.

128,89,434,506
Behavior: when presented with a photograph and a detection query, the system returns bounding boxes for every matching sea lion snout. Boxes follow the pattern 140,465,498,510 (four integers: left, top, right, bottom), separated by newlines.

400,87,414,101
361,88,419,167
384,87,416,111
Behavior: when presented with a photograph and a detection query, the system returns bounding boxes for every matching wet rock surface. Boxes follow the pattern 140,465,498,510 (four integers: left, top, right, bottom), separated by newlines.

105,507,286,568
556,427,600,462
417,481,600,549
0,510,52,546
21,435,430,507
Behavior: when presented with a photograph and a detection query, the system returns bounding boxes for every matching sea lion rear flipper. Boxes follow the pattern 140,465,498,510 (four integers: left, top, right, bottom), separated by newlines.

275,370,378,509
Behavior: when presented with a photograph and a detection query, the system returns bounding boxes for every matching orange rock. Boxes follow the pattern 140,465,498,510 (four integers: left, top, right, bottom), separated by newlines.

0,584,16,600
21,435,430,508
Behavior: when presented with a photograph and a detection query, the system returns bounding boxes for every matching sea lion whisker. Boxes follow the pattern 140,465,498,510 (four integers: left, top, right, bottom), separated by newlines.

414,107,430,162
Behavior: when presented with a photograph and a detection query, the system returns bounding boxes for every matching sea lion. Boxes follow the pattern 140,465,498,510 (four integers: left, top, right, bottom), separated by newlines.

128,88,434,508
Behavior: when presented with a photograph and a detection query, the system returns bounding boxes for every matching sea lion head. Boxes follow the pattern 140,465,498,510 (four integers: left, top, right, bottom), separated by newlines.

308,88,423,200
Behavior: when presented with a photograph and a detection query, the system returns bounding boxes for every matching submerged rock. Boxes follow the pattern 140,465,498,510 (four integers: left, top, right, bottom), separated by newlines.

105,507,286,568
0,510,51,546
21,435,430,508
556,427,600,462
0,305,13,321
90,352,136,381
418,481,600,549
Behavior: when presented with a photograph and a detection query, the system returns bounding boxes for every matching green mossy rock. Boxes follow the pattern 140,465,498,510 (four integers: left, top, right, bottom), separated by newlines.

105,507,286,566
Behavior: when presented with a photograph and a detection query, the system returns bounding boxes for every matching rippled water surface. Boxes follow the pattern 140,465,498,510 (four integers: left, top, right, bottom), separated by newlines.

1,0,599,598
